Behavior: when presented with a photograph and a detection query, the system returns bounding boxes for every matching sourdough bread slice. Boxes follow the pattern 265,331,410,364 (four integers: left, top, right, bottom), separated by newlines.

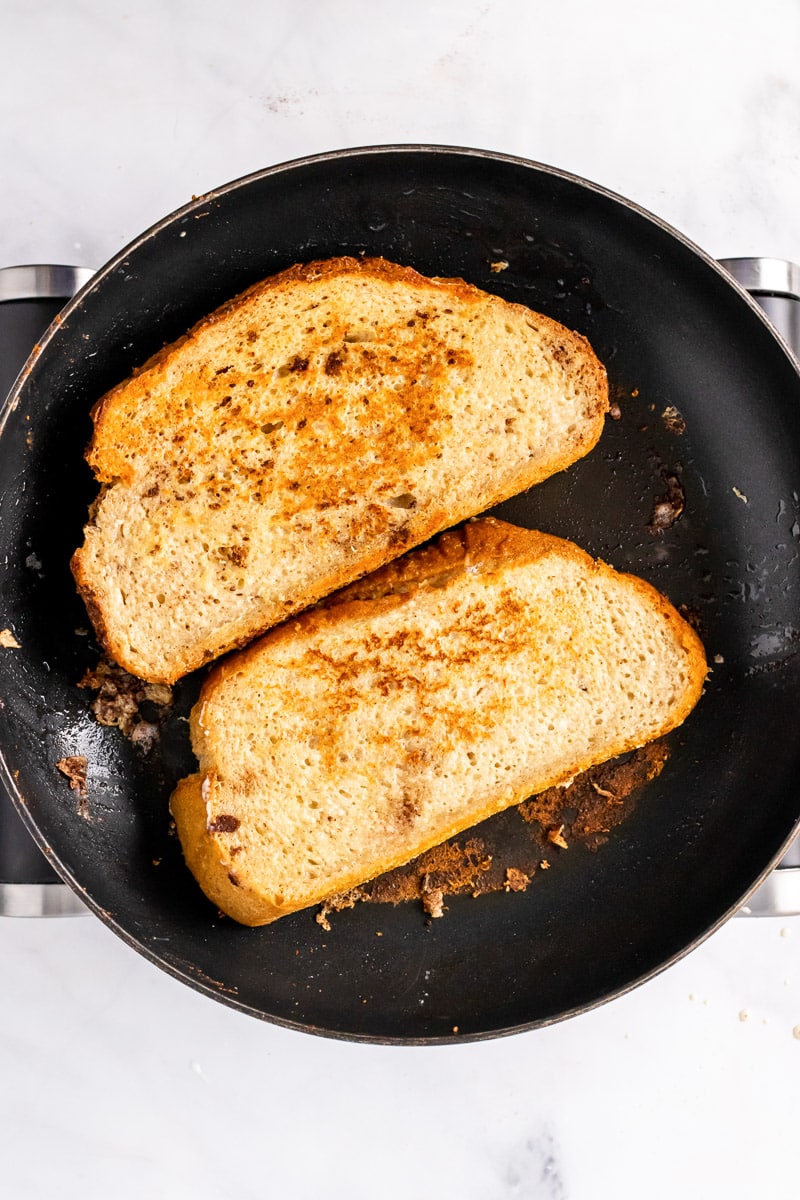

170,518,706,926
71,257,608,684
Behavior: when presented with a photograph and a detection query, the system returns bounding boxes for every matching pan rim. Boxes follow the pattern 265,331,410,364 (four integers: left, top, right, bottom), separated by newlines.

2,142,798,439
3,702,799,1046
2,142,799,1043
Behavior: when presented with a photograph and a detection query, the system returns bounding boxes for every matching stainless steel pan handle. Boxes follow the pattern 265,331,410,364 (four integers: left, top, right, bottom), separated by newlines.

720,257,800,364
0,264,93,917
721,257,800,917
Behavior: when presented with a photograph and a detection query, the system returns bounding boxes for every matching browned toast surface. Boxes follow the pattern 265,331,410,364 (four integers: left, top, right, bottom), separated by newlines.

170,518,706,926
72,257,608,683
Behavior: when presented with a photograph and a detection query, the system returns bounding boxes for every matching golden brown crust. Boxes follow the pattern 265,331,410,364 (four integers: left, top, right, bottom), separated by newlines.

85,258,518,464
174,518,707,926
85,255,607,478
171,773,292,924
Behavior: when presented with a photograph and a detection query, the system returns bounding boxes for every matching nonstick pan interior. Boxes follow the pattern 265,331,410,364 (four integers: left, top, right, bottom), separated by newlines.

1,147,799,1042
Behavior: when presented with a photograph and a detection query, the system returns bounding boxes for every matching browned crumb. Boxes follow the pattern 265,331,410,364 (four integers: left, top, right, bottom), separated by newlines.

316,888,365,930
422,883,446,918
547,825,569,850
78,658,173,746
56,755,87,794
648,471,685,533
316,743,670,925
608,401,622,421
56,756,89,816
591,781,616,799
0,628,20,648
661,406,686,435
489,260,509,273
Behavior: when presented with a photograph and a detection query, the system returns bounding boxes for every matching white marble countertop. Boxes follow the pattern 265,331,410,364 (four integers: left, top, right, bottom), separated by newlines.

1,2,799,1197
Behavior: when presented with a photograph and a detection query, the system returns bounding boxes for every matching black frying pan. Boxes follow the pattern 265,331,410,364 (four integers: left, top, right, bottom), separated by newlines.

2,146,799,1043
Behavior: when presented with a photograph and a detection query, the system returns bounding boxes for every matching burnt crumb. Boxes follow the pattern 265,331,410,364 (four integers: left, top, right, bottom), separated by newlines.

324,349,345,375
648,470,685,533
78,659,173,748
288,355,309,373
214,365,232,376
143,482,160,498
208,814,241,833
227,871,240,887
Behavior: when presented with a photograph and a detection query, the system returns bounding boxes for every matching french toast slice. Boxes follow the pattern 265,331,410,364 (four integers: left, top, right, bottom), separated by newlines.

72,257,607,683
170,518,706,926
